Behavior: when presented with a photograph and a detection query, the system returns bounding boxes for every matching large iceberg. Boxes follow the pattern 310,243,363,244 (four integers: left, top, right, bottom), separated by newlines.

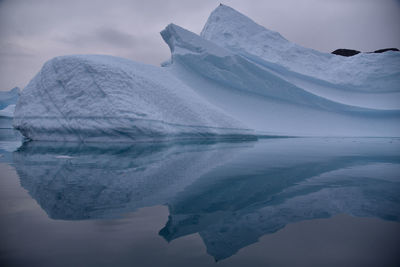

13,5,400,140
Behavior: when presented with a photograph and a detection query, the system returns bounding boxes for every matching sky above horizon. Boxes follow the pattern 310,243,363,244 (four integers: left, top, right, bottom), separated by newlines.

0,0,399,90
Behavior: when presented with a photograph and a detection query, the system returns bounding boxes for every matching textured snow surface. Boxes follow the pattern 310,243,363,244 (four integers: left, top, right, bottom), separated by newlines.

201,5,400,93
14,5,400,140
14,55,253,142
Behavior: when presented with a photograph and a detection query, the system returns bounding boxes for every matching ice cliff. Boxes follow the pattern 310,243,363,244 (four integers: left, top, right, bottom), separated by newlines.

13,5,400,141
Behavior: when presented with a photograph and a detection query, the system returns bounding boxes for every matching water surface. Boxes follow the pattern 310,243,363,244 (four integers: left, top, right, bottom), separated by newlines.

1,135,399,266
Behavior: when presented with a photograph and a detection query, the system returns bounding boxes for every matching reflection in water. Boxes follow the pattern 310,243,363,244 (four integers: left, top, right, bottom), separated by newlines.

12,138,400,260
14,140,251,220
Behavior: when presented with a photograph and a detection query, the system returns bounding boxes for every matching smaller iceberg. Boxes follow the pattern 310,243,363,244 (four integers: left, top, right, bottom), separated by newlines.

0,87,19,130
0,87,19,110
0,104,16,118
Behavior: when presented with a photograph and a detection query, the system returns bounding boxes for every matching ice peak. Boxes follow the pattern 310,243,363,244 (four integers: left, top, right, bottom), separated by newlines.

160,23,229,58
9,87,20,94
161,23,206,55
201,4,284,42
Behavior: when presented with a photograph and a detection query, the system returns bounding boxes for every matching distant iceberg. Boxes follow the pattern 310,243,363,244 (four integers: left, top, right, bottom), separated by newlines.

13,5,400,141
0,87,19,110
0,87,19,129
0,104,16,118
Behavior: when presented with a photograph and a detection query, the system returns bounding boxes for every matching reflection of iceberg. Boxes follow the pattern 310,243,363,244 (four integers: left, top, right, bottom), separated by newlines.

13,138,400,260
159,138,400,260
14,140,251,219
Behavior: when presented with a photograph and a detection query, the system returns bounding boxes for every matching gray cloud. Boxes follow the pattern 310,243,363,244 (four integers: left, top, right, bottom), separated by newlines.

0,0,399,90
58,28,137,48
0,42,35,58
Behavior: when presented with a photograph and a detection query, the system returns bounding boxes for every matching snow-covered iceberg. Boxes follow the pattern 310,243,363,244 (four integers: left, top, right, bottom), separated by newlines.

13,4,400,140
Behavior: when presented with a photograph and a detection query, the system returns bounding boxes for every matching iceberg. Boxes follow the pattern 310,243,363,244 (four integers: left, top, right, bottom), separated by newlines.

0,87,19,130
13,5,400,140
0,87,19,110
0,88,19,129
0,104,16,130
0,104,16,118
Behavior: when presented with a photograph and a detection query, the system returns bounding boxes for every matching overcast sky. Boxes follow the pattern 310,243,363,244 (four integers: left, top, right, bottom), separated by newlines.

0,0,399,91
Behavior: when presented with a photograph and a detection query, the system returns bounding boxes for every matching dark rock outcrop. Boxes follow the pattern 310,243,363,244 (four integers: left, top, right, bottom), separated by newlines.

332,49,360,57
332,48,399,57
374,48,399,53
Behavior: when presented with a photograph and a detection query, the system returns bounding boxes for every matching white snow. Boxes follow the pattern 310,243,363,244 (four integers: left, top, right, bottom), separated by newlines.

13,4,400,140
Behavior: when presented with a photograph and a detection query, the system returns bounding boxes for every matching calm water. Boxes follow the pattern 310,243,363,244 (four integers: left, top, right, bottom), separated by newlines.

0,131,400,267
